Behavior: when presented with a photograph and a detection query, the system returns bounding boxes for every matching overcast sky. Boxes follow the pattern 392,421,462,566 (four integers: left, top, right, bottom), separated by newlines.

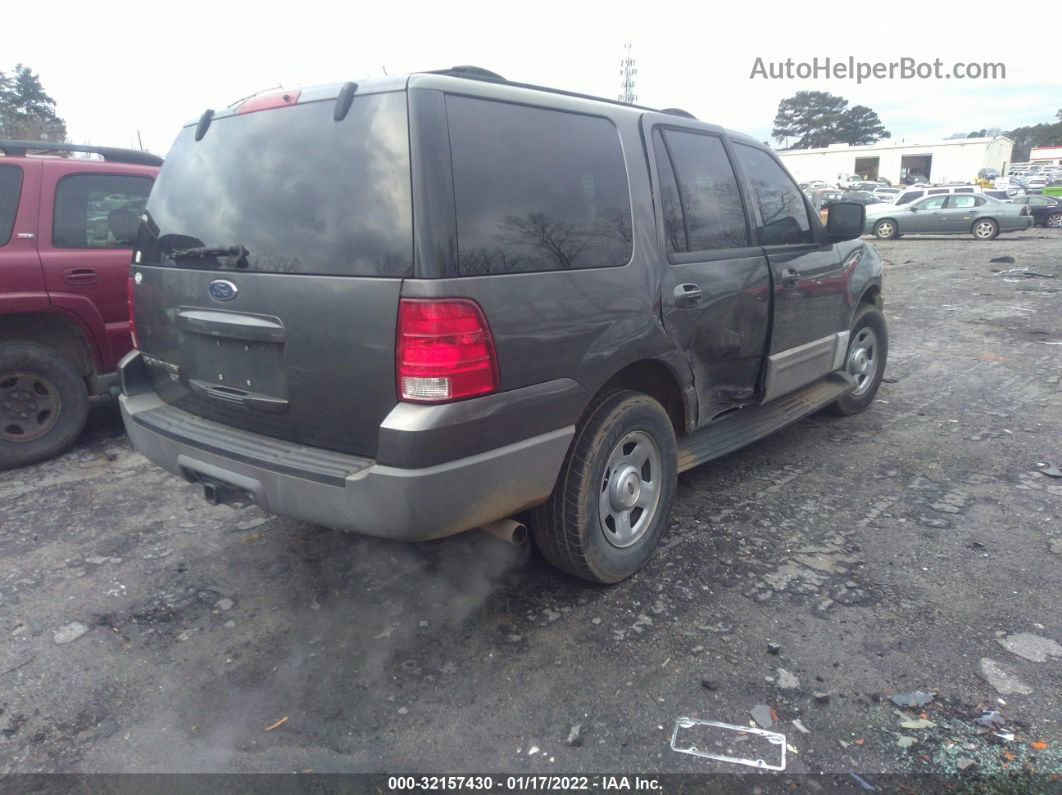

9,0,1060,154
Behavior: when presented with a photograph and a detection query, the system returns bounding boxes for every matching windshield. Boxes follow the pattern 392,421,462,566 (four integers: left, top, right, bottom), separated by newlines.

136,92,412,277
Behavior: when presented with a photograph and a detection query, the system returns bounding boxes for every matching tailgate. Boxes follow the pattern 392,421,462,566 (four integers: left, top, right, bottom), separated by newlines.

131,89,412,458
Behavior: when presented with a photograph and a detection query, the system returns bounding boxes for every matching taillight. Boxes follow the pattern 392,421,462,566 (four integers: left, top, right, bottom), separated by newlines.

127,274,138,349
396,299,498,402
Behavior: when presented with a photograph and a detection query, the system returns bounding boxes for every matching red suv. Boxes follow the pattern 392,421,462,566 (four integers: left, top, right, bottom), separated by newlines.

0,140,161,468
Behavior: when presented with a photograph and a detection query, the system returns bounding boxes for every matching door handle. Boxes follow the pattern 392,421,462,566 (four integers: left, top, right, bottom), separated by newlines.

63,268,98,285
780,268,799,287
673,283,702,307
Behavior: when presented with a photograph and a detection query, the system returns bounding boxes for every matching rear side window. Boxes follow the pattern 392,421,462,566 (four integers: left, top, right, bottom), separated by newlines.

928,189,948,195
896,191,920,205
0,164,24,246
732,144,814,245
447,96,633,275
54,174,152,248
954,188,974,193
654,129,749,253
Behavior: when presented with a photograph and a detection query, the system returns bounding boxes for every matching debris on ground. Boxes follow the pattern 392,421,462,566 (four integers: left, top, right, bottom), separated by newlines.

671,717,787,771
566,724,583,747
750,704,774,729
977,658,1033,695
1038,464,1062,479
956,757,977,771
897,736,917,748
53,622,89,645
265,716,288,732
996,632,1062,663
890,691,934,708
776,668,800,689
990,256,1015,264
700,677,719,691
899,718,936,729
975,710,1006,729
995,267,1057,278
847,772,875,791
813,692,831,704
791,719,810,734
767,642,781,655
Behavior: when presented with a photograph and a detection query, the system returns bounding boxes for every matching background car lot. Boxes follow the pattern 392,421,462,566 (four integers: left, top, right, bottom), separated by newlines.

0,230,1059,778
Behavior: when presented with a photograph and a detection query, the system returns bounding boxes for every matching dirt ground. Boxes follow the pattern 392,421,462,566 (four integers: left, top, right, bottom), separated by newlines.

1,229,1060,786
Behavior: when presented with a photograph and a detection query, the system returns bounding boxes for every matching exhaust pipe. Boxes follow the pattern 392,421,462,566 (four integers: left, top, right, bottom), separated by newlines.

480,518,529,545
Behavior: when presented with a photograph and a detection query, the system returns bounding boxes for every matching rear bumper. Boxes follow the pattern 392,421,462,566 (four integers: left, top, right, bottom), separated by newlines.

120,390,573,541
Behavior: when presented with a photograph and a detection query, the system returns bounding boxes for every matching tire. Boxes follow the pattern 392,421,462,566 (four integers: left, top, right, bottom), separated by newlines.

826,305,888,416
531,390,677,584
873,219,898,240
972,218,998,240
0,343,90,470
1046,212,1062,228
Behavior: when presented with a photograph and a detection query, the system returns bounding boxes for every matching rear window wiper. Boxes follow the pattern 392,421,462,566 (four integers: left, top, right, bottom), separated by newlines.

169,245,249,267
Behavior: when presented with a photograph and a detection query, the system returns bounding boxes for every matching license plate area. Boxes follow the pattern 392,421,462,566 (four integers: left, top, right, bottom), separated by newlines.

181,334,287,399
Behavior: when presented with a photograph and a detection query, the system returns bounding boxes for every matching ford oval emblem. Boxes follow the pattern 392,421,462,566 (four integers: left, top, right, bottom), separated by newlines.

208,280,238,302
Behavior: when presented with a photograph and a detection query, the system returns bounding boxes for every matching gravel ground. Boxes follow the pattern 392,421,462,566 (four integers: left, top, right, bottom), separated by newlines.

1,229,1060,785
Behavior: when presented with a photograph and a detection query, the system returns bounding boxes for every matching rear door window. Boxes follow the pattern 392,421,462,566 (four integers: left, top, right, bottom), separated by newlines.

447,95,633,275
138,92,413,276
654,129,749,253
0,164,23,245
732,144,814,245
948,195,977,209
896,191,921,205
53,174,152,248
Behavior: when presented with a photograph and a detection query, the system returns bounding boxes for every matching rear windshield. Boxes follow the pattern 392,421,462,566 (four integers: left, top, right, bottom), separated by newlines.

137,92,412,276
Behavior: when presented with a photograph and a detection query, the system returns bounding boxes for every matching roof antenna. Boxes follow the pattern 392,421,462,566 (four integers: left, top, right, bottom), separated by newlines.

382,65,388,75
194,109,214,141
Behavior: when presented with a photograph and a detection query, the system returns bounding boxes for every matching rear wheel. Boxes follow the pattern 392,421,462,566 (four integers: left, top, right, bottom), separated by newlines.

1045,212,1062,228
873,220,898,240
827,305,888,416
0,343,89,470
972,218,998,240
531,390,677,584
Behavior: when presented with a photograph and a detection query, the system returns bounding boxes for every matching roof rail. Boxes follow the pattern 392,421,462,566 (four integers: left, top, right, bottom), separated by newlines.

427,65,507,82
0,139,163,166
661,108,697,120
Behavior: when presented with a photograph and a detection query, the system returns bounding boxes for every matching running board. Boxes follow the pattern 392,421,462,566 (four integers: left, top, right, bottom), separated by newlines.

676,373,854,473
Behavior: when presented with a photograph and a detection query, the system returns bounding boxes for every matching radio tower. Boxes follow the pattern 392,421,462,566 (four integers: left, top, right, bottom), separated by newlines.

619,43,637,104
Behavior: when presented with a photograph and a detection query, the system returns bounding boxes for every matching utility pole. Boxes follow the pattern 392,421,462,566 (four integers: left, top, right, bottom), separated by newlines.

618,43,637,105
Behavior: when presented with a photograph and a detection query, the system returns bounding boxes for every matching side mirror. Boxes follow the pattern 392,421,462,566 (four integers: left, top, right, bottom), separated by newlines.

824,201,865,242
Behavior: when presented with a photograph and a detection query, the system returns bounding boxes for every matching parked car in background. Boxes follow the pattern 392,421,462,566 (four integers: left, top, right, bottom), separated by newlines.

1042,180,1062,199
865,194,1033,240
118,68,883,583
983,190,1012,202
873,187,901,202
0,140,161,468
892,184,983,206
842,190,879,206
810,188,845,211
1012,195,1062,227
901,172,929,185
1026,178,1048,194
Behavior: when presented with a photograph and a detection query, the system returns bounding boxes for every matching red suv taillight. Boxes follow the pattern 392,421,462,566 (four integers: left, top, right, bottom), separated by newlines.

127,274,138,349
396,299,498,402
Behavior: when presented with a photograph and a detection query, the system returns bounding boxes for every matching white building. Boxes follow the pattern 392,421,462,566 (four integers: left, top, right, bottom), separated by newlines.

1029,146,1062,166
778,136,1014,185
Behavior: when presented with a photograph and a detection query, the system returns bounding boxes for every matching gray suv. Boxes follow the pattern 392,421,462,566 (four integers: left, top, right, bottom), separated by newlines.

120,67,886,583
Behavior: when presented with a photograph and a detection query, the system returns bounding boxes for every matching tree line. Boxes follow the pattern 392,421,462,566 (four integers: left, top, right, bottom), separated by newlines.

0,64,66,142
